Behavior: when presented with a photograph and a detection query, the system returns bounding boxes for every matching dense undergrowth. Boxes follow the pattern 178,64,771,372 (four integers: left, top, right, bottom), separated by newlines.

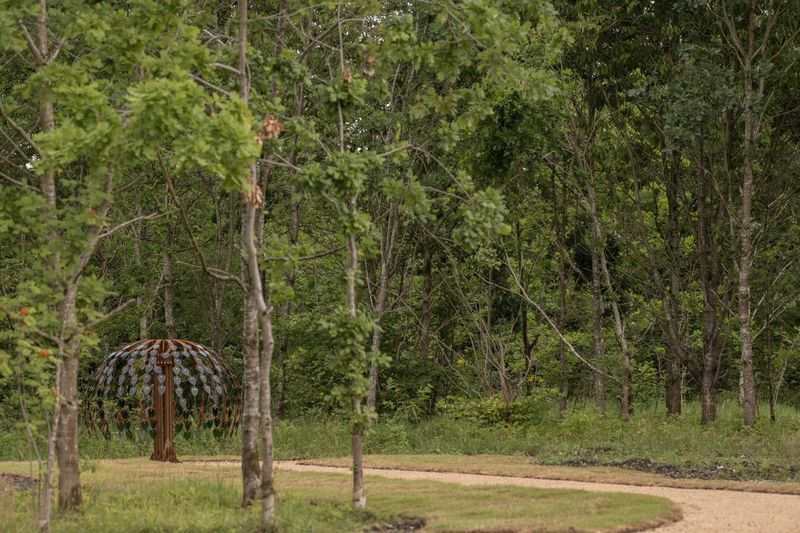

2,399,799,481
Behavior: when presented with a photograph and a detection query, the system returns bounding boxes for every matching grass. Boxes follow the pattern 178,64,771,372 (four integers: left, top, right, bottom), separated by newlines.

303,454,800,495
3,399,800,480
0,458,680,532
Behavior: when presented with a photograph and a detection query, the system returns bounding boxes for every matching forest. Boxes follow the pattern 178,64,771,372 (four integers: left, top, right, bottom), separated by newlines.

1,1,799,532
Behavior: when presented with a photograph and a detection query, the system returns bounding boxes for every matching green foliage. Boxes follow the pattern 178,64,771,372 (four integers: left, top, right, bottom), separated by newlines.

437,391,558,426
319,308,387,421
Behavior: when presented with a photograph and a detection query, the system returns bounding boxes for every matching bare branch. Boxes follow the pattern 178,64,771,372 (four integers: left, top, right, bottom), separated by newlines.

99,210,172,239
0,101,42,156
159,153,245,291
87,298,137,329
192,74,232,97
17,21,44,64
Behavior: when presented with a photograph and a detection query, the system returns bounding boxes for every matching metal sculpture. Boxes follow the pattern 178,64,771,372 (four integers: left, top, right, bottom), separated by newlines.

83,339,240,462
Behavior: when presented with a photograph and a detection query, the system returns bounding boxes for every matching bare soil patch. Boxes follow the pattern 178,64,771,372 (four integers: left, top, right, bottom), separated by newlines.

550,456,800,482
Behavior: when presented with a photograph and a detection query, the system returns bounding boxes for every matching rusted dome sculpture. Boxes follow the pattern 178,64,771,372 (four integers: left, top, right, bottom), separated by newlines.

83,339,240,462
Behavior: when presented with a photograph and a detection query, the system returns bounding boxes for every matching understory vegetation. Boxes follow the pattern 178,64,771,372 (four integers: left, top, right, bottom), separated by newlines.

4,400,800,481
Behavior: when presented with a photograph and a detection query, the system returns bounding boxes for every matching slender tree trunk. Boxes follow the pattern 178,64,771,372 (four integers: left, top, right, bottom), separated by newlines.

599,248,632,419
274,85,303,420
163,187,178,337
765,290,776,422
210,194,235,355
664,155,683,415
237,0,261,508
418,246,433,360
347,232,366,510
163,216,177,338
56,286,82,512
587,181,606,411
240,282,261,506
738,3,758,427
40,360,60,532
334,4,366,509
134,202,150,339
585,175,631,418
238,2,276,524
697,146,720,425
366,205,398,410
554,178,569,416
258,291,276,527
33,3,61,525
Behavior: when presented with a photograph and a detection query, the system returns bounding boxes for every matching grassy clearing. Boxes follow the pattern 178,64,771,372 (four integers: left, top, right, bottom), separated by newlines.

3,400,800,480
0,458,679,532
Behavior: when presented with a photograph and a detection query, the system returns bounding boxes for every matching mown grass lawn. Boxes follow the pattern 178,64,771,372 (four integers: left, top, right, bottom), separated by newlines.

0,458,679,532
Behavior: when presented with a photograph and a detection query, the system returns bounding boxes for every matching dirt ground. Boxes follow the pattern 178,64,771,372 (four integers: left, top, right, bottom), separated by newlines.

276,461,800,532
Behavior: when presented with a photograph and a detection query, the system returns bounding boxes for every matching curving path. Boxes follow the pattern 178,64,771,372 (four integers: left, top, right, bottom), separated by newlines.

276,460,800,532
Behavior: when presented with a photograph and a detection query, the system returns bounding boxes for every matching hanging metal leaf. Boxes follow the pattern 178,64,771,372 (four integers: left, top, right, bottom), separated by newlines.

157,374,166,384
158,385,166,395
191,386,199,397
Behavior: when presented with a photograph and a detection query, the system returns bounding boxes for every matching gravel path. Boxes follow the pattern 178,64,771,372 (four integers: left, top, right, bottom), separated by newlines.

276,460,800,532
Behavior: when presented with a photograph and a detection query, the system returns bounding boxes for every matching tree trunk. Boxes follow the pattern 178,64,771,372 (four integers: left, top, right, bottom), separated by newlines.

237,0,261,508
664,155,684,415
56,286,82,512
274,85,303,420
40,360,61,532
366,205,397,411
586,174,631,419
240,281,261,506
134,201,151,339
737,3,758,427
210,194,235,355
259,292,276,527
348,235,367,509
555,178,569,417
163,200,178,338
587,182,606,412
665,354,682,416
418,247,433,360
33,3,63,525
697,144,721,425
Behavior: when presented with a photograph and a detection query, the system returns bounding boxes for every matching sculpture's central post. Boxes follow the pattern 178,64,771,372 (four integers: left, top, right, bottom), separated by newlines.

151,340,179,462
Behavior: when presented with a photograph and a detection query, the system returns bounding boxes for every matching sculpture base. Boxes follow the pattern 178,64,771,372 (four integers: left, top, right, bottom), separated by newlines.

150,449,180,463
